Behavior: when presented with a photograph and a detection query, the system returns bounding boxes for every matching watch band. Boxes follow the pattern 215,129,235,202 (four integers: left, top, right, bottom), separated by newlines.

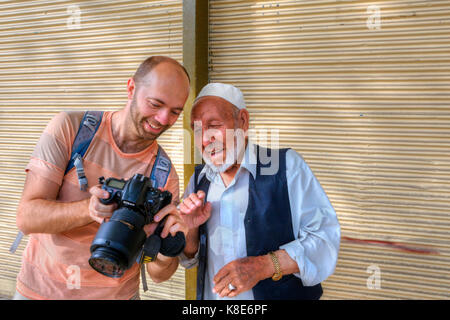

269,251,282,281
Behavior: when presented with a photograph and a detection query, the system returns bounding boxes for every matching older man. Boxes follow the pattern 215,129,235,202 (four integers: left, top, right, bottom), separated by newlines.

14,56,190,300
179,83,340,300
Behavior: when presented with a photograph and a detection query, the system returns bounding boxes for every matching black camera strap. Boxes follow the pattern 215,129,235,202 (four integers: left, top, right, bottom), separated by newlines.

138,234,162,292
139,147,172,292
139,235,163,292
140,234,161,264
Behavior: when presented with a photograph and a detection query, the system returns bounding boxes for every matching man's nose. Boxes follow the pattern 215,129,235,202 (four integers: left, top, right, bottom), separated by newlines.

203,128,226,148
203,131,213,143
154,108,170,126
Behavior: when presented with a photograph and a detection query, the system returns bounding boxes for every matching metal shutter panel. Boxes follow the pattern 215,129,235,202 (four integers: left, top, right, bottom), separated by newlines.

0,0,185,300
209,0,450,299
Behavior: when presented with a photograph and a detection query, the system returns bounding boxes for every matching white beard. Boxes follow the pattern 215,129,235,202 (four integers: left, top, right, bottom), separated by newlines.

200,128,247,174
203,141,245,173
203,146,237,173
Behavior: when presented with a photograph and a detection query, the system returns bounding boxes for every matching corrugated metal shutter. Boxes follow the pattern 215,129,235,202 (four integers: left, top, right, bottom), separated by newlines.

209,0,450,299
0,0,185,299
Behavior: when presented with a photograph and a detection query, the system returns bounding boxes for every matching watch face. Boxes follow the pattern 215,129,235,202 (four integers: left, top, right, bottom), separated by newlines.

269,252,282,281
272,273,282,281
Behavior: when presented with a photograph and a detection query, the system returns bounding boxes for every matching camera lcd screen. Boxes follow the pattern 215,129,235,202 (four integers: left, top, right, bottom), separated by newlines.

107,179,125,189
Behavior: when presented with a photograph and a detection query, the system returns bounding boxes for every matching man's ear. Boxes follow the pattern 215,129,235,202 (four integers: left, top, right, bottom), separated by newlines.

127,77,136,101
238,109,250,132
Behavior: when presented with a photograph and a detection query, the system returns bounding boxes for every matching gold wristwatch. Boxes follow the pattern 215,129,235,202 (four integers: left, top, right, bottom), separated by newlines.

269,251,282,281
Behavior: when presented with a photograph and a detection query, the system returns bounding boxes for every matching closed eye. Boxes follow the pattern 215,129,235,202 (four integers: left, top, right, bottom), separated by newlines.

146,98,165,109
151,102,161,108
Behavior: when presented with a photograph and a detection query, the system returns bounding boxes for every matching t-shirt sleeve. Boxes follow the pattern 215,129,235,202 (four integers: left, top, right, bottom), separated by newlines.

25,112,76,186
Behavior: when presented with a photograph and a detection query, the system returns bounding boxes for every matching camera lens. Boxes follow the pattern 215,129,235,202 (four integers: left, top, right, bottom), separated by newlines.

89,207,147,278
89,247,126,278
88,175,175,279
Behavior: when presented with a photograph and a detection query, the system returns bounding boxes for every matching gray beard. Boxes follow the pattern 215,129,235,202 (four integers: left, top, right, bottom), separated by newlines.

203,141,247,174
204,159,235,173
203,149,237,173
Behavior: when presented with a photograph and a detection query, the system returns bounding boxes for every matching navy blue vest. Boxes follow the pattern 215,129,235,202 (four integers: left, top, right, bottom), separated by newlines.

195,145,323,300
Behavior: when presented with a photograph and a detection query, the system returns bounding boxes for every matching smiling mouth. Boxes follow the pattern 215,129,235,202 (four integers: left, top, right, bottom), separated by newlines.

149,123,161,130
209,148,224,157
144,120,163,132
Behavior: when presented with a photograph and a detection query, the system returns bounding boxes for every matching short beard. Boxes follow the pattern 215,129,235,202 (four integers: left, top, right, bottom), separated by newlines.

130,95,166,141
203,136,245,174
130,97,141,135
204,149,237,173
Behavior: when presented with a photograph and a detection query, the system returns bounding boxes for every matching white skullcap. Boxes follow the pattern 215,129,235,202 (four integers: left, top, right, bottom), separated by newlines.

194,82,246,110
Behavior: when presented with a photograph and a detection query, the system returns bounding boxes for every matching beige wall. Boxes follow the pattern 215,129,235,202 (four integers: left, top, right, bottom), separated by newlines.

209,0,450,299
0,0,449,300
0,0,185,300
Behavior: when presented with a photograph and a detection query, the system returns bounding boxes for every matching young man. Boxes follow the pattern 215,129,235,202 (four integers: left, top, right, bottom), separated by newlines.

180,83,341,300
14,56,190,300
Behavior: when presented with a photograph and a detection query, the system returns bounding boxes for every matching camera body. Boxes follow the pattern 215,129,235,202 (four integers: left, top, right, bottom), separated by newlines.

99,174,172,224
88,173,185,278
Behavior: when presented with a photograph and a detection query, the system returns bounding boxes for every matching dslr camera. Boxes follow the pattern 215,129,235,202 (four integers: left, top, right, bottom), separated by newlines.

88,173,186,278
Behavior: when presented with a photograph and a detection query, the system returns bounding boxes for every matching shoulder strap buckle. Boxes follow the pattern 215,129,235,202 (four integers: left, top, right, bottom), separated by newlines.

73,153,88,191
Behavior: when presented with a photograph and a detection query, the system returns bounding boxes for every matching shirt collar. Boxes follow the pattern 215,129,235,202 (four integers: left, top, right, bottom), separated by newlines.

197,140,258,184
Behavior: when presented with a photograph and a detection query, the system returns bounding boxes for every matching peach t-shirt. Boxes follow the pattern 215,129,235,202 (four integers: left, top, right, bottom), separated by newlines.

16,111,179,300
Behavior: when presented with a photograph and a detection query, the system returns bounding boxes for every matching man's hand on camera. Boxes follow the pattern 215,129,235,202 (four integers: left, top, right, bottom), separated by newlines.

179,190,212,229
150,204,188,239
88,185,117,224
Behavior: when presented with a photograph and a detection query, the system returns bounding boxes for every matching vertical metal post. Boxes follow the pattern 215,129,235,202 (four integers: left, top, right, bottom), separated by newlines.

183,0,208,300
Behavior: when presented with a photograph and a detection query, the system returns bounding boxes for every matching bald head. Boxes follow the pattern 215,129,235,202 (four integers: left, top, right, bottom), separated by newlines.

133,56,190,86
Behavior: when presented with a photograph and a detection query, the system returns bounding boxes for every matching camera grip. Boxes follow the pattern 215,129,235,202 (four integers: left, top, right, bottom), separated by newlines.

159,231,186,257
152,216,186,257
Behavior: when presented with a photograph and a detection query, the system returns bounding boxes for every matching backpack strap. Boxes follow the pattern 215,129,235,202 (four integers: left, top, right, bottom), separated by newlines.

10,111,104,254
9,230,23,254
141,145,172,292
65,111,104,191
150,146,172,189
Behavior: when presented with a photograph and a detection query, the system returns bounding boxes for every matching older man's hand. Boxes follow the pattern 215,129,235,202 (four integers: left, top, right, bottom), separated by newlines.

212,255,273,298
179,190,212,229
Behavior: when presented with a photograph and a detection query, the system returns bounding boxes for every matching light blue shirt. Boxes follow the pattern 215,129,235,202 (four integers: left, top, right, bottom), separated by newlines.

180,142,341,300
